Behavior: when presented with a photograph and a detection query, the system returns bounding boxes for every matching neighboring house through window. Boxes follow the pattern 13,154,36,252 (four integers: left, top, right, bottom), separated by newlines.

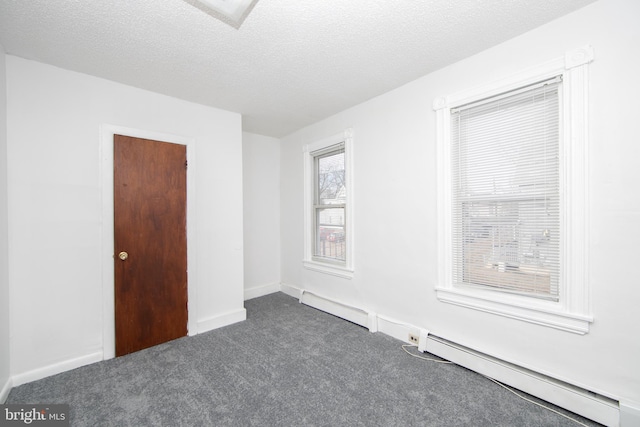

433,46,594,334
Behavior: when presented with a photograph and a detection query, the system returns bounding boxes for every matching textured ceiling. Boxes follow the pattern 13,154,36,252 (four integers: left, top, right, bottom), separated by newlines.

0,0,596,137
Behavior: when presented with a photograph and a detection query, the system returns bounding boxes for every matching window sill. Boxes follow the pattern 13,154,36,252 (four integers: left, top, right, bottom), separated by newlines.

303,260,354,279
435,286,592,334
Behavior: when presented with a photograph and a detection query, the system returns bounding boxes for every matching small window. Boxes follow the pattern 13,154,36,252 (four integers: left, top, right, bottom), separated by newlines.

313,146,346,263
303,129,354,278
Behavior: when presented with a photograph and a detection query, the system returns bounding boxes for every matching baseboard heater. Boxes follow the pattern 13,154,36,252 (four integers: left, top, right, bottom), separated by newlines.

297,289,619,427
425,334,618,426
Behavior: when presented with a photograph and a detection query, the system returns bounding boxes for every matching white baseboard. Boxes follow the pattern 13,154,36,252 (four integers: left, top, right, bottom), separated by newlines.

376,314,420,342
0,376,12,403
244,282,281,300
280,282,301,299
196,308,247,334
11,352,103,387
8,310,247,389
285,286,620,427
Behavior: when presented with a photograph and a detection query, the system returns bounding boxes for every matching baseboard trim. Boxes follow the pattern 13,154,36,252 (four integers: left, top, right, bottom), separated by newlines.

283,286,620,427
376,314,422,343
11,351,103,387
10,310,248,388
197,308,247,334
279,283,301,299
0,376,12,403
244,282,281,301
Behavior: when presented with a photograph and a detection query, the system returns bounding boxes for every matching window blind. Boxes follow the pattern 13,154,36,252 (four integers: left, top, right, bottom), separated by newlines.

450,77,561,300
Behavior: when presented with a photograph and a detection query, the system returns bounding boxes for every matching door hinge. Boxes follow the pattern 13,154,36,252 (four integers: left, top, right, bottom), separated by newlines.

185,160,188,170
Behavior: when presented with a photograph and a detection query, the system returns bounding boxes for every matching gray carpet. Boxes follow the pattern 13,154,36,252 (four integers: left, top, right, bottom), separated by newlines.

7,292,601,426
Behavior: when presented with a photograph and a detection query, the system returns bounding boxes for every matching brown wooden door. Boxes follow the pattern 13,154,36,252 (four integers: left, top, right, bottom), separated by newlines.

114,134,188,357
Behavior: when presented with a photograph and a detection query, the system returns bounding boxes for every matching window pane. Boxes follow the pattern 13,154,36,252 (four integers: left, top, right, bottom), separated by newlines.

317,151,345,205
315,207,345,261
455,199,559,298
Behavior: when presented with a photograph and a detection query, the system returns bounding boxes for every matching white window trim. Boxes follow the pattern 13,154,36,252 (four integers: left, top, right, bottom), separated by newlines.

303,129,354,279
433,46,594,334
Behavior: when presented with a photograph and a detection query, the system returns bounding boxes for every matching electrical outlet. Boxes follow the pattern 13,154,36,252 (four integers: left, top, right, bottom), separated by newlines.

408,333,419,345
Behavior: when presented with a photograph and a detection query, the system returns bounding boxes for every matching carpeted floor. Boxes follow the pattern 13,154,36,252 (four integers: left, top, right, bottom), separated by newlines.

7,292,601,426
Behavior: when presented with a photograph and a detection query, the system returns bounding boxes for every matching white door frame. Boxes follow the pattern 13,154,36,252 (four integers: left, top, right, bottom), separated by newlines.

99,124,198,360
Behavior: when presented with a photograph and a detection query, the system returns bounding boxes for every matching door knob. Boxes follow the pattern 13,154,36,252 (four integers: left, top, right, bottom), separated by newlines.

118,251,129,261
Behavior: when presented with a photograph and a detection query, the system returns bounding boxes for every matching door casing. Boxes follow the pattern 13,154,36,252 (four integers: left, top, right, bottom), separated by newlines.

100,124,197,360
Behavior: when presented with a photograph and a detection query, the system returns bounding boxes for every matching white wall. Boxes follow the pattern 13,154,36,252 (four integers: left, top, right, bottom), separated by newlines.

6,56,245,379
280,0,640,409
242,132,281,299
0,44,11,401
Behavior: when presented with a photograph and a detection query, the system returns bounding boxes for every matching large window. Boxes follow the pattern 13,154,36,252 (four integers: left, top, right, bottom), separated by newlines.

451,78,561,300
303,129,354,278
433,46,593,334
